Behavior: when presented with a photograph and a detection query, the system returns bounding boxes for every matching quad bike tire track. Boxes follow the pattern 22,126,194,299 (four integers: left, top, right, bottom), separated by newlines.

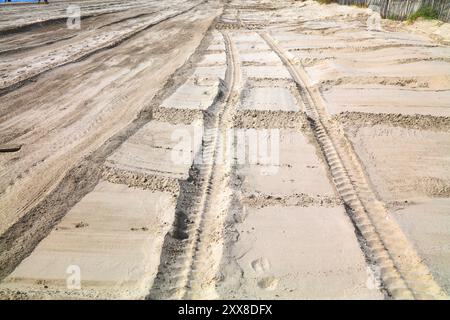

98,12,157,29
0,12,113,36
184,31,240,299
149,30,239,299
0,35,78,57
260,32,448,300
0,1,206,97
0,0,159,35
0,3,163,56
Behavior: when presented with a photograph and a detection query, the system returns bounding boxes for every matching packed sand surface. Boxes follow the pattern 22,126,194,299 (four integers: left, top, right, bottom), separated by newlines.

0,0,449,300
4,182,175,299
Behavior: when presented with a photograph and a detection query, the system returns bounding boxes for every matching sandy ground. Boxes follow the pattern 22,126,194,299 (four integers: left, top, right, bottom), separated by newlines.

0,0,449,299
3,182,175,299
0,0,216,235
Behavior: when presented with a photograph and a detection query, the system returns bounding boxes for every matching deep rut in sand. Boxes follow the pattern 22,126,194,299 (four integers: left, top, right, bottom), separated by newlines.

260,32,447,300
149,31,240,299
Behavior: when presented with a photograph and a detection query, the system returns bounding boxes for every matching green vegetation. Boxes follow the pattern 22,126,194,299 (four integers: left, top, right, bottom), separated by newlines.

407,6,439,23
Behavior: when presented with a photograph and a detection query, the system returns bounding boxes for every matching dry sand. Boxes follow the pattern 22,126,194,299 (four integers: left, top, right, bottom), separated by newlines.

1,182,175,299
0,0,220,235
0,0,449,300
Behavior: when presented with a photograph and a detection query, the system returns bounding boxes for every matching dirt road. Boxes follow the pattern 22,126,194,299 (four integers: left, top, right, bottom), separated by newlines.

0,0,449,299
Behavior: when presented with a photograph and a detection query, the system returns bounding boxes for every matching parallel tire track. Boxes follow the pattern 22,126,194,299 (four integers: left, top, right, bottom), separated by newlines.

261,31,447,300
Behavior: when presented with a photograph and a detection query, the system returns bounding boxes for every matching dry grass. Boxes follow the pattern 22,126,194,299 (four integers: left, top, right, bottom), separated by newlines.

316,0,336,4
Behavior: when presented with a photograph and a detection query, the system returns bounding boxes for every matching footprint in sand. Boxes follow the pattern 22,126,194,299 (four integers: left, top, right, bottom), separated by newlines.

251,257,279,291
250,257,270,274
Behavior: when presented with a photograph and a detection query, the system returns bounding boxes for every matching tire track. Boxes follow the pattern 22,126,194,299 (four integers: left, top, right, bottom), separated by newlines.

0,1,205,97
0,4,160,56
261,31,448,300
97,10,160,29
0,34,77,57
149,30,240,299
0,0,154,35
